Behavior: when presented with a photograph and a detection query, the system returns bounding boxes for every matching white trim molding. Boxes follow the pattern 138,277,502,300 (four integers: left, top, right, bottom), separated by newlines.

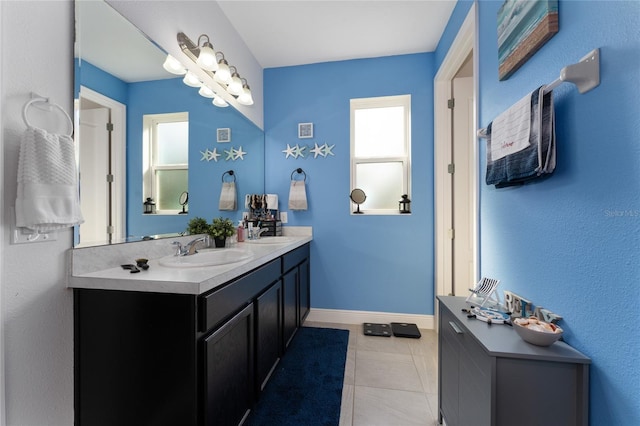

306,308,435,330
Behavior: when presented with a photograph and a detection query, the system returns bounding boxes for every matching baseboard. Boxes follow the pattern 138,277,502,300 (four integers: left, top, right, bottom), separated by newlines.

305,308,435,330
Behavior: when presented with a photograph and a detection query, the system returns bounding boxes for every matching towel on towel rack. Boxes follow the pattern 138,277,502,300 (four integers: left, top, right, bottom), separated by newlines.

485,86,556,187
219,181,237,211
288,180,308,210
16,127,84,232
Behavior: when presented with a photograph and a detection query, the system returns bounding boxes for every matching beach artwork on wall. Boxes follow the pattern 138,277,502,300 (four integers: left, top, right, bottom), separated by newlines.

498,0,559,80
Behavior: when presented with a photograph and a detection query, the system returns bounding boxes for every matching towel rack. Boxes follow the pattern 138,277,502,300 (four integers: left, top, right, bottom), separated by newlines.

291,168,306,181
22,92,74,137
478,48,600,139
222,170,236,182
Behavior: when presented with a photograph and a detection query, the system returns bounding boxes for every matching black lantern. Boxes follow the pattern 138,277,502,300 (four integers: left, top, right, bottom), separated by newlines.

399,194,411,214
143,197,156,214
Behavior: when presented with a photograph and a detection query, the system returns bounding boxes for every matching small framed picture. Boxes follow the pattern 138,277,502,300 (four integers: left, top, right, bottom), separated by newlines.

217,128,231,143
298,122,313,139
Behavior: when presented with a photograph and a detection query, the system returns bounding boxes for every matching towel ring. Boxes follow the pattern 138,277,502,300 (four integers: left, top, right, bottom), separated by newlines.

222,170,236,182
291,168,306,181
22,96,73,137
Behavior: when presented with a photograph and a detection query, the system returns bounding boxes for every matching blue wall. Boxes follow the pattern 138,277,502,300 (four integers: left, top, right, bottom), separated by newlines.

265,53,435,314
473,1,638,424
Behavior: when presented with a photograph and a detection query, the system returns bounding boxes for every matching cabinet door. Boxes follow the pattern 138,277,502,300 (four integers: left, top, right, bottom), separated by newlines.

439,319,461,426
256,281,282,392
202,303,254,426
298,258,310,324
282,268,298,349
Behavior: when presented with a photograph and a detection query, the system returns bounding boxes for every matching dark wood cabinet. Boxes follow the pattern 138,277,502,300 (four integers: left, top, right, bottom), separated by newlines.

438,296,590,426
202,303,254,426
74,243,311,426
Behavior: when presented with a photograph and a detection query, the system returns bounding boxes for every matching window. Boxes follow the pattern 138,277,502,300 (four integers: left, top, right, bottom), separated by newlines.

143,112,189,214
350,95,411,214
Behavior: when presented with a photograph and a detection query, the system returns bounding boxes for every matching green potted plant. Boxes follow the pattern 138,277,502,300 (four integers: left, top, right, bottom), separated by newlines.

186,217,209,235
208,217,236,248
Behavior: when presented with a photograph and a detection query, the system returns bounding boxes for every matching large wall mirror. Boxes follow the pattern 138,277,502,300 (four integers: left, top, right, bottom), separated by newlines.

74,0,265,247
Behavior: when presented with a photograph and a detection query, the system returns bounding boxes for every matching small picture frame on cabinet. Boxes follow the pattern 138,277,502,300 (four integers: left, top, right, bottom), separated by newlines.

298,122,313,139
217,128,231,143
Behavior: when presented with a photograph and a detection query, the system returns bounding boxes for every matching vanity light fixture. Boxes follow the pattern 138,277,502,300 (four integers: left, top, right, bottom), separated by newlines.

183,71,202,88
212,94,229,108
177,32,253,107
195,34,218,71
227,68,244,96
214,56,232,85
162,54,187,75
237,79,254,106
198,85,216,98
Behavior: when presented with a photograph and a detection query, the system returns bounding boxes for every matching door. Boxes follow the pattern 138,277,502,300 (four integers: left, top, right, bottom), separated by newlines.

452,76,475,297
78,107,110,244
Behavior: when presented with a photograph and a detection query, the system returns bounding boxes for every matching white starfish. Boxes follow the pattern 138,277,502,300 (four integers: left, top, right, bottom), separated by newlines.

209,147,221,162
282,144,296,159
233,146,247,160
310,143,325,158
323,143,335,156
200,149,212,161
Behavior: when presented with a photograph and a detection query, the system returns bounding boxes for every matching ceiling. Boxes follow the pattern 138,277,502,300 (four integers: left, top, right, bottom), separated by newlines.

77,0,457,82
217,1,458,68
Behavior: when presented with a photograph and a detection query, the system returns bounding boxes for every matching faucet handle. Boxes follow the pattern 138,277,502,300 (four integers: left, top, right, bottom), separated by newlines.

172,241,185,256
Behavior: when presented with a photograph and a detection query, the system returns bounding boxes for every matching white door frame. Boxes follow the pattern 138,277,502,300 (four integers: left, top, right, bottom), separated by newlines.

434,4,479,301
77,86,126,244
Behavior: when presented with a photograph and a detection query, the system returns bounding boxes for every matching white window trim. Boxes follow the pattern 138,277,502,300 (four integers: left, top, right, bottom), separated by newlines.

142,112,188,215
350,94,412,215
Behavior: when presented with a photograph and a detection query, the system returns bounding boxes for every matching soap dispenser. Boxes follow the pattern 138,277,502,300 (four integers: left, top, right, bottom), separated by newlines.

237,221,245,242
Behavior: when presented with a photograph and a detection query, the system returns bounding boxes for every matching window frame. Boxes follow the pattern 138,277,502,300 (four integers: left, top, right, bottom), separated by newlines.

142,112,189,215
350,94,412,215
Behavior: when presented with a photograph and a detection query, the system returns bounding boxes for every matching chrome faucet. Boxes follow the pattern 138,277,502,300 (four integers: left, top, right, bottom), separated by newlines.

172,236,206,256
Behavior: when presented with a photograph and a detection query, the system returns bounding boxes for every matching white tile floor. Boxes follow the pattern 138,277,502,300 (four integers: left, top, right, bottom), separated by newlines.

304,322,440,426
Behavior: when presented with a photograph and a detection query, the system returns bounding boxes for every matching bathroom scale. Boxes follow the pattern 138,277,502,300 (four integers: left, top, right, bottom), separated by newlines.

363,323,391,337
391,322,421,338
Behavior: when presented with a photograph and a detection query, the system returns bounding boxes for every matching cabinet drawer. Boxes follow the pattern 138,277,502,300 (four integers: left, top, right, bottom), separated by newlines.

199,259,280,332
282,243,309,272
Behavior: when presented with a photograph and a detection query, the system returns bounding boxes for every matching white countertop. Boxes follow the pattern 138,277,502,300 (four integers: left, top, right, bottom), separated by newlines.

68,234,312,295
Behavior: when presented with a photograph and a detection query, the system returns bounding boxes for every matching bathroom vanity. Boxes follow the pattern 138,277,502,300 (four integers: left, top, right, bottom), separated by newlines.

69,236,311,426
437,296,590,426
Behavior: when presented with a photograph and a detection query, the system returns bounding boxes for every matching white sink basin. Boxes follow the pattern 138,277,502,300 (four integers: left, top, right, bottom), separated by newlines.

244,236,297,245
158,248,253,268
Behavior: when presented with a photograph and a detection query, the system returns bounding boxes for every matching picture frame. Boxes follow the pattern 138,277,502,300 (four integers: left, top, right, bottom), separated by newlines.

298,122,313,139
217,128,231,143
497,0,559,81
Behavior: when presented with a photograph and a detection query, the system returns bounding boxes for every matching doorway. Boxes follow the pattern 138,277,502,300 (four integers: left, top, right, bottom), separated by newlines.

434,4,478,302
76,86,126,246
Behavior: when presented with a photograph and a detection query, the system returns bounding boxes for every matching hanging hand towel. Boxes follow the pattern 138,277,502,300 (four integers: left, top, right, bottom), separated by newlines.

219,181,237,211
288,180,308,210
16,127,84,232
485,87,556,187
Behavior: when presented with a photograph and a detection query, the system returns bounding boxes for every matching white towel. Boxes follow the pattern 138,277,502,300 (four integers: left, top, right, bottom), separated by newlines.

219,181,237,211
15,127,84,232
265,194,278,211
489,91,532,161
288,181,308,210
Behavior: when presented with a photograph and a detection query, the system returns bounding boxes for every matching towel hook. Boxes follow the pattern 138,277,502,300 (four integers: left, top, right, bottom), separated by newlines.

222,170,236,182
291,168,306,181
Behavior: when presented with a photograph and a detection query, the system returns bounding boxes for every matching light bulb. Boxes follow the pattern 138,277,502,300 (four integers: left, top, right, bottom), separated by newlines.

198,85,215,98
196,41,218,71
214,60,232,85
182,71,202,88
237,84,254,106
212,94,229,107
227,73,243,96
162,54,186,75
